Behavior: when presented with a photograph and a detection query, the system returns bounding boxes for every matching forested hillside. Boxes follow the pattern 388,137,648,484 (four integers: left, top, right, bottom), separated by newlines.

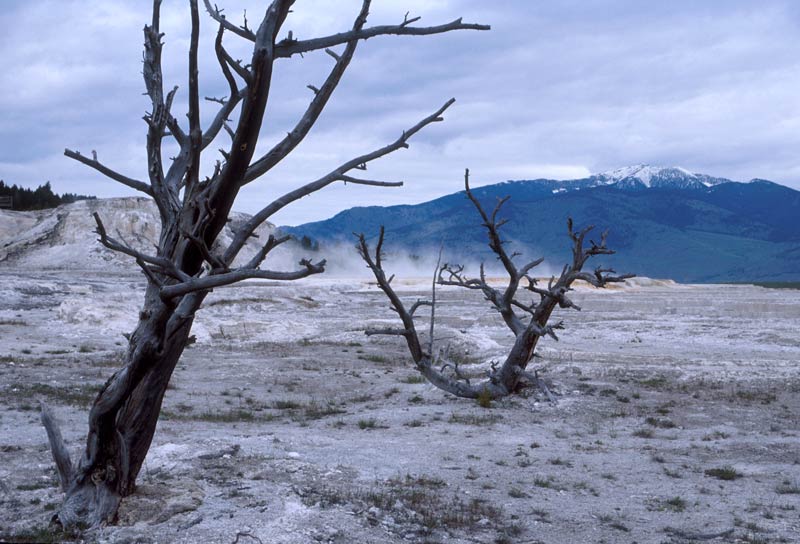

0,180,94,210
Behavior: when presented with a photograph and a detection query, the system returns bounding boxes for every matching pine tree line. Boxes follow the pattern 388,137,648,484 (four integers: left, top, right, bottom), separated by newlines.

0,180,95,210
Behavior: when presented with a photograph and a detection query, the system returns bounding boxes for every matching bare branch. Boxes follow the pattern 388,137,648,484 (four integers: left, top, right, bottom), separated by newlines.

402,12,421,27
201,89,247,149
275,18,490,57
64,149,153,196
142,3,173,213
365,327,411,337
519,257,544,277
338,175,404,187
440,361,471,386
224,99,455,264
355,231,425,361
214,34,253,84
93,212,189,282
214,23,239,98
409,299,433,316
243,233,290,270
186,0,203,192
513,367,557,404
428,245,442,354
242,1,371,185
202,0,257,41
463,169,519,285
181,226,228,272
375,224,385,269
40,403,73,492
160,259,325,299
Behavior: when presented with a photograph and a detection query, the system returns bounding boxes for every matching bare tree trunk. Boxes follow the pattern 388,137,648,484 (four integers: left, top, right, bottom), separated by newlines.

48,288,202,527
44,0,488,531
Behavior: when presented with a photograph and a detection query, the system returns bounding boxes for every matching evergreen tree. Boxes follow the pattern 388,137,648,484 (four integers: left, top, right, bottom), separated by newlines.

0,180,95,210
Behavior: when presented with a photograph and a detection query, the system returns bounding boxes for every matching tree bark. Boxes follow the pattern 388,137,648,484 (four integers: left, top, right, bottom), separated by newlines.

51,287,204,528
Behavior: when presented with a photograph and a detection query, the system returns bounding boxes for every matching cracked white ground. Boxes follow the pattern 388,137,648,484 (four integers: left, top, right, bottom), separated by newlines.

1,271,799,543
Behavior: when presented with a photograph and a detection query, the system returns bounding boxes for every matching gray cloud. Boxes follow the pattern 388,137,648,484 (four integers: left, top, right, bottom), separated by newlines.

2,0,799,225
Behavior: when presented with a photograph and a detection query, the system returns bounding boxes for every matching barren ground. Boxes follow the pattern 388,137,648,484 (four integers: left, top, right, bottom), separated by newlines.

0,271,798,543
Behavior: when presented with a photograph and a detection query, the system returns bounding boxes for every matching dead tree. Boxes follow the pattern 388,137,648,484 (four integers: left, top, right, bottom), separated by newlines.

357,169,633,400
43,1,488,529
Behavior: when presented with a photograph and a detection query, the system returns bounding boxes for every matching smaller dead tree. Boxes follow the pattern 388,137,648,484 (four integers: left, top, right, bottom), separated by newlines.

357,169,633,400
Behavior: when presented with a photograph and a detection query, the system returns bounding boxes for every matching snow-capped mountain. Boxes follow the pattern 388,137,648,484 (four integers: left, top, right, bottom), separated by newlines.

285,167,800,282
592,164,730,190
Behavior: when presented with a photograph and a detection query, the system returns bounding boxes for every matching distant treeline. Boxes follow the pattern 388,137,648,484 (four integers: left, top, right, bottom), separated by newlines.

0,180,95,210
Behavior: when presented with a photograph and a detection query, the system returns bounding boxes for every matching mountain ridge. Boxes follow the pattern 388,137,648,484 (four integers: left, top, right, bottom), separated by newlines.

283,166,800,283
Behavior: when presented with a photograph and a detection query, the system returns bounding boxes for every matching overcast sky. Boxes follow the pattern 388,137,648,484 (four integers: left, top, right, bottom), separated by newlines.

2,1,800,225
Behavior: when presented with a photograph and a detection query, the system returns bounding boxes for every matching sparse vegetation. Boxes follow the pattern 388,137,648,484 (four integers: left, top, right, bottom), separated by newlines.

449,413,502,426
548,457,574,468
477,387,492,408
645,416,677,429
638,376,670,389
272,400,302,410
775,480,800,494
705,466,743,481
358,353,388,364
662,496,687,512
0,525,75,544
0,318,27,326
358,418,388,430
4,383,98,407
193,409,257,422
304,473,502,532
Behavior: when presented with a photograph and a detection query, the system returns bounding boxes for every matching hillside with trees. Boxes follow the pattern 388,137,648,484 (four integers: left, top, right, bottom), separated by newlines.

0,180,95,210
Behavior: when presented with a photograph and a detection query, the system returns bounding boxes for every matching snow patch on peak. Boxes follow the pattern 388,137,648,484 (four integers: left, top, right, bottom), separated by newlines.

598,164,695,188
593,164,732,189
